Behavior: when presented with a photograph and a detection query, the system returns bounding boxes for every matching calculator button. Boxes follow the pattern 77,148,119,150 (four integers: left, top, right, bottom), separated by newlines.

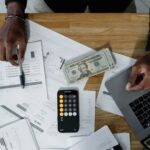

69,108,72,112
59,104,63,107
73,99,76,103
59,95,63,99
64,108,68,112
60,113,64,117
60,108,63,112
64,104,68,107
72,95,76,98
69,112,72,116
68,99,72,103
64,99,68,103
73,104,76,107
64,112,68,116
69,104,72,107
64,95,68,98
59,100,63,103
73,112,77,116
73,108,77,112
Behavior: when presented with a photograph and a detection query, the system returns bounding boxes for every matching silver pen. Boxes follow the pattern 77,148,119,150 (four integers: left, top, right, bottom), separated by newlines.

17,44,25,88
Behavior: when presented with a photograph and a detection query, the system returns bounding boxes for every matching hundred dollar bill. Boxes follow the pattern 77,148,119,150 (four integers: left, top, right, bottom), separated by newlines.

63,48,116,83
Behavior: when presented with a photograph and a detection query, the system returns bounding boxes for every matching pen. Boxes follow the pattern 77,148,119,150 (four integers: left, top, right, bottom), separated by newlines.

17,44,25,88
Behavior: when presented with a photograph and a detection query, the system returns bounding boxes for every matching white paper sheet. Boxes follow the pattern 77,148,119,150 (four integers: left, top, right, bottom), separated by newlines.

41,149,66,150
96,53,136,116
0,20,96,149
0,106,20,126
4,91,95,149
0,106,130,150
67,133,131,150
28,20,95,97
67,136,86,148
114,133,130,150
0,119,40,150
68,126,119,150
0,41,48,105
135,0,150,13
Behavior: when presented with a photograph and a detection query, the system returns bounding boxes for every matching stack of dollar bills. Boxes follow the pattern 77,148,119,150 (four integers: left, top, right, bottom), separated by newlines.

63,48,116,83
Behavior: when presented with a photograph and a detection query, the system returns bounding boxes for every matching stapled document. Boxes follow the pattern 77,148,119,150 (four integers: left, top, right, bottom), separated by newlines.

0,119,40,150
0,106,20,126
0,41,48,105
4,90,96,149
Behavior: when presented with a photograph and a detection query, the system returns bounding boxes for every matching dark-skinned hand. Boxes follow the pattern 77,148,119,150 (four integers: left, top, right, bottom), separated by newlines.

0,2,27,66
126,52,150,91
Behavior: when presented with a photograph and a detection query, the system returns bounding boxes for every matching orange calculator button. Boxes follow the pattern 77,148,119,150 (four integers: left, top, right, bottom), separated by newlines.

59,95,63,99
60,104,63,107
60,113,64,117
59,99,63,103
60,108,63,112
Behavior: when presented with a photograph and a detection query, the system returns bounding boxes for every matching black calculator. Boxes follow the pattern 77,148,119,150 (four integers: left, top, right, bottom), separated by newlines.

57,89,79,133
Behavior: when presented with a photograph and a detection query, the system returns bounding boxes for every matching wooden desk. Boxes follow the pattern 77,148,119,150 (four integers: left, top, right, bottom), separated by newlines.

0,13,149,149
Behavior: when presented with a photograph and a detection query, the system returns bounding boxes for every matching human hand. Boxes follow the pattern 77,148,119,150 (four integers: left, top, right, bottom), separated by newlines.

126,52,150,91
0,2,27,66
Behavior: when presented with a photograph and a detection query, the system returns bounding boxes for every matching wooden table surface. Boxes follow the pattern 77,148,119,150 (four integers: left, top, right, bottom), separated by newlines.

0,13,149,149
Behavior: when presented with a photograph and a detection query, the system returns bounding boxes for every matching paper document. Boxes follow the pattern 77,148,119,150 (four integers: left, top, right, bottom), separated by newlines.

0,106,130,150
0,119,39,150
96,53,136,116
28,20,95,95
68,126,120,150
41,149,66,150
0,41,44,88
0,106,20,126
114,133,130,150
0,41,48,105
4,91,95,149
67,133,130,150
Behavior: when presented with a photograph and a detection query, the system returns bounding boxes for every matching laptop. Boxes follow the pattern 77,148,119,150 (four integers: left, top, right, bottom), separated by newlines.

105,67,150,149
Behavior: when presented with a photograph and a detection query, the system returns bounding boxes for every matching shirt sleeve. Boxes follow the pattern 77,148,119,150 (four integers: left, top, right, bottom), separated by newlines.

5,0,27,9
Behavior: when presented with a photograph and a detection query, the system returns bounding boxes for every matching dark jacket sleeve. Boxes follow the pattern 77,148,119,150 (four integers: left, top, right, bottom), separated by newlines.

5,0,27,9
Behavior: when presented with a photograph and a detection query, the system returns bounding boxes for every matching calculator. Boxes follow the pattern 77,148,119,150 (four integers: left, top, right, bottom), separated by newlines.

57,89,79,133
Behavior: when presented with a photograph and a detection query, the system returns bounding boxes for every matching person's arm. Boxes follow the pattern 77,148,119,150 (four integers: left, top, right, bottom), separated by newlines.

0,0,27,65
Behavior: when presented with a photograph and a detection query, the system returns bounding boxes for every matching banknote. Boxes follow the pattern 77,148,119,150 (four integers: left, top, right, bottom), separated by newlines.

63,48,116,83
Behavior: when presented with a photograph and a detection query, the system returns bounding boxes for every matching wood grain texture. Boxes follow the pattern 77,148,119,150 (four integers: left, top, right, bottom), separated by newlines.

0,13,149,149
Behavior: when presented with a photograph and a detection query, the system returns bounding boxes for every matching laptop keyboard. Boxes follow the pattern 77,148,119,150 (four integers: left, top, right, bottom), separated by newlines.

130,92,150,129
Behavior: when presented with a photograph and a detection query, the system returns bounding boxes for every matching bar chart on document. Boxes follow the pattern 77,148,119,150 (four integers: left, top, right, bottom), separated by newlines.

0,41,48,105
